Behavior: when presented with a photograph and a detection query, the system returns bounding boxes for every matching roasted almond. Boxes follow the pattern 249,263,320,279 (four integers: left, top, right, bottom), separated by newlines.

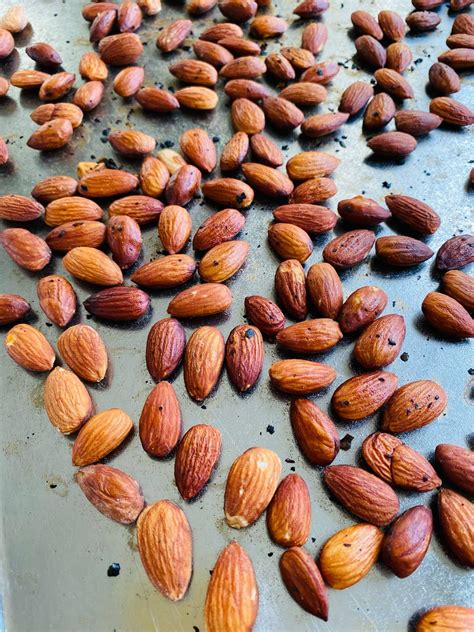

45,197,103,226
338,195,391,226
99,32,143,65
438,489,474,567
364,92,396,129
72,408,133,466
281,46,315,71
422,291,474,338
0,294,30,326
242,163,293,198
84,286,150,321
0,195,44,222
73,81,104,111
4,323,55,372
0,228,51,271
293,0,329,18
273,203,337,234
276,318,342,354
79,51,108,81
381,506,432,578
244,295,285,337
442,270,474,312
224,78,270,101
89,9,116,42
289,177,337,204
265,52,295,81
46,221,106,252
159,205,192,254
37,275,76,327
10,69,51,90
382,379,447,433
286,151,340,181
301,22,328,53
175,424,222,500
224,447,281,528
436,444,474,495
436,234,474,271
406,10,440,31
275,259,307,321
367,131,417,157
390,443,441,491
451,13,474,34
168,283,232,317
355,35,387,69
395,110,443,136
354,314,406,368
113,65,144,97
385,194,441,233
220,132,249,172
279,82,327,107
280,547,328,621
82,3,119,21
225,324,263,392
139,381,181,456
199,240,249,283
175,86,219,110
202,177,254,209
156,18,192,52
165,165,202,206
38,71,75,102
339,285,387,333
376,235,434,266
44,366,92,434
269,359,336,394
218,36,261,56
430,96,474,126
261,96,304,131
300,112,349,137
438,48,474,71
386,42,413,73
290,399,339,466
250,15,287,38
378,9,405,40
109,195,163,225
339,81,374,115
63,247,123,286
109,129,156,157
428,62,461,95
180,128,216,173
267,474,311,547
31,103,83,128
139,157,170,198
78,168,139,198
57,324,108,382
416,606,474,632
193,39,234,68
323,229,375,269
306,262,342,319
351,10,383,39
184,326,225,401
362,432,403,483
32,175,78,203
132,255,196,289
27,119,73,151
268,223,313,262
146,318,186,383
106,215,142,269
117,0,142,32
300,60,339,84
193,208,245,251
136,86,180,112
231,98,265,134
332,370,398,420
220,55,266,79
169,59,218,86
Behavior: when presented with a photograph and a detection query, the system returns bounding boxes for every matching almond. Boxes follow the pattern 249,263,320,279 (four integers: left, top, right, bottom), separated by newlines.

4,323,55,372
137,500,192,601
436,234,474,271
79,51,108,81
27,119,74,151
224,447,281,528
218,36,261,56
72,408,133,466
364,92,396,129
354,314,406,368
220,132,249,171
73,81,104,111
267,474,310,547
390,443,441,491
193,208,245,251
428,62,461,95
0,295,30,326
78,168,138,198
276,318,342,354
289,177,337,204
145,318,186,383
139,381,181,456
395,110,443,139
355,35,387,69
268,223,313,262
175,86,219,109
0,28,14,58
269,359,337,394
293,0,328,17
200,22,243,42
46,221,106,252
422,291,474,338
375,68,414,101
386,42,413,73
109,195,163,225
0,136,8,165
250,15,287,39
0,195,44,222
319,523,383,589
382,379,447,433
220,55,266,79
324,465,399,526
10,69,51,90
0,228,51,271
165,165,202,206
179,128,216,174
332,370,398,421
44,366,92,434
338,195,391,226
242,163,294,199
118,0,142,32
375,235,434,266
45,197,103,226
99,32,143,65
300,60,339,84
416,606,474,632
244,295,285,337
136,86,180,112
76,464,144,524
306,262,343,319
224,78,270,101
438,489,474,567
82,3,119,21
339,285,387,333
175,424,222,500
451,13,474,34
361,432,403,483
113,66,144,97
193,39,234,67
378,10,405,41
351,10,383,39
438,48,474,71
132,255,196,289
301,112,349,137
339,81,374,115
286,151,340,181
106,215,142,269
63,247,123,286
225,324,263,392
442,270,474,312
290,399,339,466
323,229,375,269
109,129,155,157
231,98,265,134
0,5,28,32
261,96,304,131
32,175,78,203
273,203,337,234
57,324,107,382
202,177,254,208
279,82,327,107
301,22,328,53
275,259,307,321
368,131,417,157
90,9,116,42
38,72,75,102
184,326,225,401
26,42,62,66
84,286,150,321
280,547,328,621
199,240,249,282
281,46,315,71
157,205,191,254
37,275,76,327
385,194,441,233
156,19,192,52
169,59,218,86
265,52,295,81
381,506,432,577
436,444,474,495
430,96,474,125
168,283,232,317
205,542,258,632
139,157,170,198
447,33,474,48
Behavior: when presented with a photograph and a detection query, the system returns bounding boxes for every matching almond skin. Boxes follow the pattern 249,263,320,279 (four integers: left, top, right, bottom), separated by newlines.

324,465,400,526
224,78,270,101
220,132,249,172
137,500,192,601
438,489,474,567
279,82,327,107
306,262,343,319
46,221,106,252
193,208,245,251
145,318,186,383
244,295,285,337
337,196,391,227
44,366,92,434
32,175,78,203
72,408,133,466
280,547,328,621
202,178,254,209
226,325,263,392
378,10,406,41
289,177,337,205
382,379,447,433
0,295,30,326
83,287,150,321
199,240,249,282
273,204,337,234
267,474,311,547
332,370,398,421
109,195,164,225
430,96,474,126
375,235,434,267
364,92,396,129
175,424,222,500
275,259,307,321
139,382,181,457
184,326,225,401
136,87,180,113
382,506,433,578
57,324,108,382
385,194,441,234
276,319,343,354
319,523,383,589
290,399,339,466
4,324,55,372
268,223,313,262
174,86,219,110
63,247,123,286
323,229,375,269
78,168,139,198
113,66,144,97
79,51,108,82
0,195,45,222
0,228,51,271
436,235,474,271
220,55,266,79
242,163,294,198
269,359,337,394
339,81,374,115
339,285,388,333
132,255,196,289
156,19,192,52
37,275,76,327
436,444,474,495
45,197,103,226
354,314,406,369
442,270,474,312
351,10,384,39
76,464,144,524
422,292,474,338
224,447,281,528
416,606,474,632
205,542,258,632
168,284,232,317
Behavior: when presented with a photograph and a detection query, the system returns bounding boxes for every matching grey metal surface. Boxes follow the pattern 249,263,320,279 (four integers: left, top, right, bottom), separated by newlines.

0,0,473,630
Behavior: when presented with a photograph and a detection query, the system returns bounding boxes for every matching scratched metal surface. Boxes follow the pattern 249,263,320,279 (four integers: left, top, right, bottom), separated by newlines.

0,0,473,630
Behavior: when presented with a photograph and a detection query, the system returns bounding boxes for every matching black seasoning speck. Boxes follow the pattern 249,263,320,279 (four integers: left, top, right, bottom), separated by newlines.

401,352,409,362
267,552,273,557
212,136,220,143
285,458,295,463
468,368,474,376
340,434,354,451
382,181,391,189
107,563,120,577
266,425,275,435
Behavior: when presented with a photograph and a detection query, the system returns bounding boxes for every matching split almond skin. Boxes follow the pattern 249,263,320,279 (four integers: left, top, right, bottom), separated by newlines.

280,547,328,620
174,424,222,500
137,500,192,601
72,408,133,466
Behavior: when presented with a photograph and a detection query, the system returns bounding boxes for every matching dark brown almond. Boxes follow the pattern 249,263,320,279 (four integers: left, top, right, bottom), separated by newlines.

109,195,163,225
428,62,461,95
106,215,142,269
385,194,441,234
261,96,304,131
364,93,396,130
0,295,31,326
280,547,328,621
339,286,388,333
338,196,391,226
225,324,264,392
367,131,417,157
355,35,387,69
166,166,202,206
306,262,343,319
244,295,285,337
442,270,474,312
26,42,62,67
300,61,339,84
146,318,186,382
84,287,150,321
223,78,270,101
249,134,283,167
200,22,243,42
175,424,222,500
376,235,434,266
436,235,474,271
290,399,339,466
394,110,443,136
275,259,307,321
273,204,337,234
332,370,398,420
156,19,192,53
323,230,375,269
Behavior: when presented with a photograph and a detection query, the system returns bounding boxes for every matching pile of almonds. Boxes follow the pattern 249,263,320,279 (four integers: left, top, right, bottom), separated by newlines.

0,0,473,630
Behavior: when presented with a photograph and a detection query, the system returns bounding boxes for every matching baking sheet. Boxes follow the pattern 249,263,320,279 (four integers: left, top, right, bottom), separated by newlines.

0,0,473,630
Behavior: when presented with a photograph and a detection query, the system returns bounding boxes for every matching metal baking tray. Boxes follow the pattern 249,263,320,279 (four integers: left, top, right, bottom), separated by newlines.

1,0,473,630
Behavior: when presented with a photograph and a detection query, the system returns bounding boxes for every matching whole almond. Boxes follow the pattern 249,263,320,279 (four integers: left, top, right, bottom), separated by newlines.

367,131,417,157
90,9,116,42
379,10,405,40
157,19,192,52
281,46,315,71
265,53,295,81
168,284,232,317
72,408,133,466
355,35,387,69
73,81,104,111
293,0,329,18
273,203,337,234
202,177,254,209
45,197,103,226
354,314,406,368
276,318,342,354
218,36,260,56
287,151,340,181
78,168,138,198
175,424,222,500
269,359,337,394
306,262,343,319
338,196,390,227
4,323,55,372
436,234,474,271
267,474,311,547
199,240,249,283
0,28,14,58
279,82,327,107
339,285,387,333
301,112,349,137
169,59,218,86
113,66,144,97
193,208,245,251
26,42,62,67
289,177,337,204
422,291,474,338
58,324,108,382
376,235,434,266
63,247,123,286
175,86,219,110
416,606,474,632
323,229,375,269
84,287,150,321
332,370,398,420
44,367,92,434
429,62,461,95
46,221,106,252
0,295,30,326
136,86,180,112
109,195,163,225
137,500,192,600
224,78,270,101
438,48,474,71
200,22,243,42
0,136,7,165
436,444,474,495
193,39,234,68
364,93,396,129
0,228,51,271
39,72,75,102
146,318,186,382
268,223,313,262
430,96,474,126
261,96,304,131
139,157,170,198
452,13,474,34
386,42,413,73
99,32,143,65
339,81,374,115
180,128,216,173
139,381,181,456
242,163,293,198
184,326,224,401
319,524,383,589
205,542,258,632
220,56,266,79
438,489,474,567
250,15,287,39
280,547,328,621
231,98,265,134
132,255,196,289
362,432,403,483
79,51,108,81
351,10,383,39
374,68,414,100
324,465,399,526
448,35,474,48
385,194,441,234
37,275,76,327
390,443,441,491
300,60,339,84
382,379,447,433
244,295,285,337
76,464,144,524
106,215,142,269
10,69,51,90
225,447,281,528
442,270,474,313
220,132,249,171
290,399,339,466
0,5,28,32
118,0,142,32
381,506,433,578
158,205,192,254
82,3,119,21
32,175,78,203
301,22,328,53
275,259,307,321
0,195,44,222
109,129,155,157
27,119,74,151
225,324,263,392
166,165,202,206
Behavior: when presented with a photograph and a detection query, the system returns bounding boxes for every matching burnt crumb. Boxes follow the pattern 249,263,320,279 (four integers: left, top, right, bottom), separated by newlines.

401,352,409,362
45,322,53,327
281,144,288,150
266,425,275,435
414,58,423,65
212,136,220,143
90,154,96,160
49,483,57,489
370,77,377,85
201,405,207,410
311,537,316,543
160,140,174,149
285,458,295,464
392,301,396,307
382,181,391,189
468,368,474,376
182,45,191,52
107,563,120,577
267,552,273,557
168,85,175,93
290,466,296,472
103,158,119,169
343,543,351,548
340,434,354,451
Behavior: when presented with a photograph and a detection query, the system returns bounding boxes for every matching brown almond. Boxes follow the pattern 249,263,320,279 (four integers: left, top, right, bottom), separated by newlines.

430,96,474,126
0,294,30,326
416,606,474,632
242,163,293,198
438,48,474,71
32,176,78,203
339,81,374,115
452,13,474,35
375,235,434,266
386,42,413,73
267,474,311,547
390,443,441,491
202,177,254,209
351,10,383,39
220,132,249,171
269,360,337,394
287,151,340,181
98,32,143,65
118,0,142,32
132,255,195,289
265,52,295,81
367,131,417,157
339,285,387,333
273,204,337,234
354,314,406,369
249,134,282,167
139,381,181,456
362,432,403,483
218,0,257,22
44,366,93,435
107,215,142,269
436,444,474,495
290,399,339,466
323,229,375,270
79,51,108,82
168,283,232,317
224,78,270,101
109,129,156,157
27,119,74,151
275,259,307,321
63,247,123,286
385,194,440,234
436,235,474,271
281,47,315,71
199,240,249,282
0,195,44,222
184,326,225,401
175,86,219,110
136,86,180,112
438,489,474,567
82,3,119,22
166,165,202,206
306,263,342,320
447,33,474,49
378,10,405,40
375,68,414,100
37,275,76,327
200,22,243,42
46,221,106,252
301,112,349,137
382,379,447,433
277,318,342,354
10,69,50,90
250,15,287,39
231,98,265,134
268,223,313,262
293,0,329,18
109,195,163,225
4,323,55,372
364,93,396,129
139,157,170,198
0,228,51,271
244,295,285,337
72,408,133,466
218,36,260,56
338,195,390,227
57,324,107,382
280,547,328,621
442,270,474,312
90,9,116,42
301,22,328,53
45,197,102,226
78,168,138,198
355,35,387,69
332,370,398,420
300,60,339,84
159,205,192,254
175,424,222,500
73,81,104,111
157,19,192,52
193,208,245,251
169,59,217,87
262,96,304,131
225,324,264,392
193,39,234,68
39,72,75,102
279,82,327,107
113,66,144,98
146,318,186,382
289,178,337,204
26,42,62,66
83,286,150,321
220,55,266,79
428,62,461,95
422,291,474,338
